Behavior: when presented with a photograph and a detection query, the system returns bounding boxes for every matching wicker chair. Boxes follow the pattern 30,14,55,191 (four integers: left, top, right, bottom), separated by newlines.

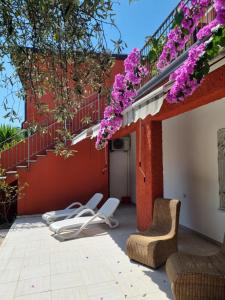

166,235,225,300
126,198,181,269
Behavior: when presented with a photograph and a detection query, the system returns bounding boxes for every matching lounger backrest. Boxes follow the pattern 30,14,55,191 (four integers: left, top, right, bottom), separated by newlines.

86,193,103,210
98,197,120,218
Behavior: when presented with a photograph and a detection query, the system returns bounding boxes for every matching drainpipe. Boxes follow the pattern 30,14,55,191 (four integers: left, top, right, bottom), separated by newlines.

27,129,30,168
138,120,146,182
98,88,101,122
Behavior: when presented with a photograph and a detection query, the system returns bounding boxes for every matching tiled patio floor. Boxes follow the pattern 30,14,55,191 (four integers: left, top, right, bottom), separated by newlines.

0,204,219,300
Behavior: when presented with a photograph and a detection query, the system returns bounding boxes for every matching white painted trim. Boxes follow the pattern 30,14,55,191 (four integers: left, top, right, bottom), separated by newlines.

71,124,100,145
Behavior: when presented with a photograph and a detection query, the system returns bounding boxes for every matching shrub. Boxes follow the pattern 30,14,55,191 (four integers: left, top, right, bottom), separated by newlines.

0,125,25,151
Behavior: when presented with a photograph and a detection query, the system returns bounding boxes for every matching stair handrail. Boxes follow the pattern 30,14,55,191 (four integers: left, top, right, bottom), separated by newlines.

0,91,105,171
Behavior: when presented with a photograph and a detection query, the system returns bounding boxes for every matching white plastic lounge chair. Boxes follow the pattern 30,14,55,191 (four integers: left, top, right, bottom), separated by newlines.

42,193,103,224
49,197,120,238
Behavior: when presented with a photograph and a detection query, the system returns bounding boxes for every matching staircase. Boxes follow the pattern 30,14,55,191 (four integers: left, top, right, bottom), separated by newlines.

0,93,106,183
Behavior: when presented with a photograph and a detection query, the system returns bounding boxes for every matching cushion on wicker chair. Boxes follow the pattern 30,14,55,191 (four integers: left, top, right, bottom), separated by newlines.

126,198,181,269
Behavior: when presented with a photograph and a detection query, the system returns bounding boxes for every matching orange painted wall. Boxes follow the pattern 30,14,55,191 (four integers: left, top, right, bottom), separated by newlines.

17,138,108,215
16,56,125,215
24,57,126,125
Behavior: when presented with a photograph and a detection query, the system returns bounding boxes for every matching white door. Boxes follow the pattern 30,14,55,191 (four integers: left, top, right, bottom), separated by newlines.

110,150,129,200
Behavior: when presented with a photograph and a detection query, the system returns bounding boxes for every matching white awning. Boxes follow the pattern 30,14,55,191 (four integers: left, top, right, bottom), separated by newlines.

71,124,100,145
122,85,165,127
90,124,100,139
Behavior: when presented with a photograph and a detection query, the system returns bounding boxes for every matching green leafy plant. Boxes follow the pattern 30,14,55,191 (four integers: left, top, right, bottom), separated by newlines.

195,26,225,81
206,27,225,59
0,125,25,151
0,168,26,224
145,36,166,76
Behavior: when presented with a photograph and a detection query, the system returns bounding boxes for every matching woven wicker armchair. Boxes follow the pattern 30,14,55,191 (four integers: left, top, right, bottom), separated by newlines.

126,198,181,269
166,235,225,300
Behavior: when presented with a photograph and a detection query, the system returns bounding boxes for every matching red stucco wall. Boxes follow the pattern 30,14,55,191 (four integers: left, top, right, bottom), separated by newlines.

17,57,125,215
17,138,108,215
24,58,126,125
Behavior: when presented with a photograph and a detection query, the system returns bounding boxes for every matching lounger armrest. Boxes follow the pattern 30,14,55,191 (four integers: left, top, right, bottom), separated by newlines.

66,202,82,209
74,208,96,218
65,206,84,219
78,213,100,231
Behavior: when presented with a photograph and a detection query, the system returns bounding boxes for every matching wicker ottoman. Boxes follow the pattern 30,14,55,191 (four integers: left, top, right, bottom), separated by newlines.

166,236,225,300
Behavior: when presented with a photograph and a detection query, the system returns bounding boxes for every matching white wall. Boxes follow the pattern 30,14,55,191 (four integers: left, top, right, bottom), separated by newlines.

163,98,225,243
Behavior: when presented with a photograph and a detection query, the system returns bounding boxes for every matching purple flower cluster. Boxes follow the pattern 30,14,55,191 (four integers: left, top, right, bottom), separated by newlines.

96,48,148,150
196,19,219,40
215,0,225,26
157,0,210,71
167,43,206,103
196,0,225,40
160,0,225,103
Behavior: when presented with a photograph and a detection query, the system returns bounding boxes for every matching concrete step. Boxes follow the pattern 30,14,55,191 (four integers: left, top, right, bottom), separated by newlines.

26,160,37,163
6,170,18,175
16,165,28,169
46,149,55,152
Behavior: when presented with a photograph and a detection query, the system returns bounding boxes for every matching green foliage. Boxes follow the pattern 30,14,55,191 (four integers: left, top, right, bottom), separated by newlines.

193,26,225,84
193,56,210,83
0,0,125,156
173,10,184,28
0,125,24,151
145,36,166,75
206,27,225,59
0,168,22,224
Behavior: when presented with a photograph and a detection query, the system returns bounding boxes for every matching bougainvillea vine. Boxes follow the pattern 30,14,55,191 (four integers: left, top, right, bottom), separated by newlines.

96,48,148,150
166,43,207,102
196,0,225,40
157,0,211,71
166,0,225,103
215,0,225,25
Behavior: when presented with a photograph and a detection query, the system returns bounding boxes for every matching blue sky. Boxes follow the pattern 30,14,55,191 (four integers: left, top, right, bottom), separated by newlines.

106,0,180,52
0,0,180,127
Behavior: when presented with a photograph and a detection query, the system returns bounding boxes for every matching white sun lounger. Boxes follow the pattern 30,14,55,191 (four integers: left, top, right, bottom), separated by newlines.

49,197,120,237
42,193,103,224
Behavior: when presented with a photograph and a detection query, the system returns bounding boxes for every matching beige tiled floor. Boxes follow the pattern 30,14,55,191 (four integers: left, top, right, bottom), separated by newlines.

0,204,219,300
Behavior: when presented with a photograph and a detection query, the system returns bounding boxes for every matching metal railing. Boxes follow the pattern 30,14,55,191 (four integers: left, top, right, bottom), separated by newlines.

0,93,107,171
140,0,215,85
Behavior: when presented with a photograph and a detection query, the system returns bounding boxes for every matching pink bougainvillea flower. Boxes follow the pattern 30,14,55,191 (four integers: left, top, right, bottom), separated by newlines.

96,48,148,150
157,0,211,71
167,43,206,103
214,0,225,25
